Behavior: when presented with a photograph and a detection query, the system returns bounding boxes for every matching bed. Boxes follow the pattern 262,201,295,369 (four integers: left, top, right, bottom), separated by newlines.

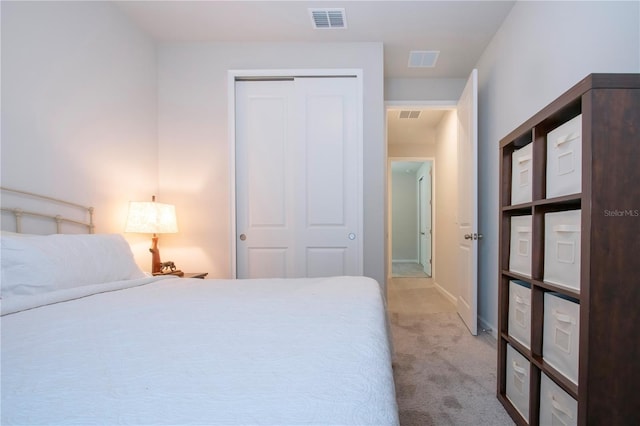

0,188,399,425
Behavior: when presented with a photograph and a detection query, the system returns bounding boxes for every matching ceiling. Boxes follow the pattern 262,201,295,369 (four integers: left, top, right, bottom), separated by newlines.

115,0,515,79
387,107,448,145
115,1,516,145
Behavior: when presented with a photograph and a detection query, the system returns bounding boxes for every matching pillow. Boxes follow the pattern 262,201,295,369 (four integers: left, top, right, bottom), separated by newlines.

1,233,146,298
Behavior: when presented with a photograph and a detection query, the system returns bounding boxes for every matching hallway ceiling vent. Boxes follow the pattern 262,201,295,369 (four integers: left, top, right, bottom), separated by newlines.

309,8,347,29
408,50,440,68
399,110,422,119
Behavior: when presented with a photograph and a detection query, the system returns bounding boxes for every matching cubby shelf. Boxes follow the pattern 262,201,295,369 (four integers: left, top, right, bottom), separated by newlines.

497,74,640,426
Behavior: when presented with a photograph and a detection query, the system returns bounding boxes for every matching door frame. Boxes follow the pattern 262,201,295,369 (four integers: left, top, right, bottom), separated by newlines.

417,166,432,276
387,157,436,279
228,69,364,278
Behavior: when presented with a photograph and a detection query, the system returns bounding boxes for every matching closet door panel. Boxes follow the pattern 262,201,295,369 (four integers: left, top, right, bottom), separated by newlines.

236,76,362,279
236,80,296,279
295,77,360,277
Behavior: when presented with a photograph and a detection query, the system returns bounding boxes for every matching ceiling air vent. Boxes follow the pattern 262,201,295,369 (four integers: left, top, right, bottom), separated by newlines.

309,8,347,29
408,50,440,68
399,110,422,119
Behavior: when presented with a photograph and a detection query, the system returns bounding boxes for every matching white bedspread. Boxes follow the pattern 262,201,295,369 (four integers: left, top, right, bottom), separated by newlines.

1,276,399,425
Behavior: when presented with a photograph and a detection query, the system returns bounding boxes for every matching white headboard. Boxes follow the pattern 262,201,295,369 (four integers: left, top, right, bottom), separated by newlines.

0,187,94,234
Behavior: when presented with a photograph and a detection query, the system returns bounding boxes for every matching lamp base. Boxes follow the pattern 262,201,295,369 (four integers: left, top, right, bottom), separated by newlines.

150,235,162,274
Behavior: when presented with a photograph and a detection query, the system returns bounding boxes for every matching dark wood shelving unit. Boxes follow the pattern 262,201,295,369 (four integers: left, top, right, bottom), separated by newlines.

497,74,640,425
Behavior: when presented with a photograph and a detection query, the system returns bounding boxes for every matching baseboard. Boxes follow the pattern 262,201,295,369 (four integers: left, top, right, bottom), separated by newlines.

434,281,457,305
392,259,419,263
432,281,498,340
478,315,497,340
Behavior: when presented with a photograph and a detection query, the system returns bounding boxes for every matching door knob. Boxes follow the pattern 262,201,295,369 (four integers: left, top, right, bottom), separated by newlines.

464,233,483,240
239,234,246,241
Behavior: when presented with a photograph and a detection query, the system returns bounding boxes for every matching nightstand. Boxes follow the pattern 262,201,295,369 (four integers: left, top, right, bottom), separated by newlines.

182,272,208,279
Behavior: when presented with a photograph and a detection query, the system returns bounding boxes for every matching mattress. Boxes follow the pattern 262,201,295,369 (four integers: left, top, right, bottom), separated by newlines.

1,275,399,425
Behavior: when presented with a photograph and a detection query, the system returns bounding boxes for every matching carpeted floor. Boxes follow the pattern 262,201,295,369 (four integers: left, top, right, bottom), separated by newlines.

392,262,430,278
388,278,514,426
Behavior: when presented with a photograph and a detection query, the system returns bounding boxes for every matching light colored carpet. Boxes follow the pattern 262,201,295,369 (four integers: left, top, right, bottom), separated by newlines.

392,262,430,278
387,278,453,316
387,277,514,426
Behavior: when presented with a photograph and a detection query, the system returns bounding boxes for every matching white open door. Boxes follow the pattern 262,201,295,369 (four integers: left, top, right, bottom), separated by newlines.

456,69,479,335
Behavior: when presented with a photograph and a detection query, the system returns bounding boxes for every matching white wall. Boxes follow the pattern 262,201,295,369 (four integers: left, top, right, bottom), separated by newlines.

156,42,386,284
0,1,159,267
433,110,458,300
475,0,640,334
385,78,465,101
388,142,437,158
391,170,418,262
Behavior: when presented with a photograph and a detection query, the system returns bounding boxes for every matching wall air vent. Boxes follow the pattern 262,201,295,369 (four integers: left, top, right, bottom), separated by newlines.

309,8,347,29
399,110,422,119
408,50,440,68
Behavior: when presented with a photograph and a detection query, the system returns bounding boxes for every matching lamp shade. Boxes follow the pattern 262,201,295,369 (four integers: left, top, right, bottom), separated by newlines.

124,201,178,234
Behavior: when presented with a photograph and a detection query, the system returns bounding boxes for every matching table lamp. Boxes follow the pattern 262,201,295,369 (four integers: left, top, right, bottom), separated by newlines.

124,195,178,274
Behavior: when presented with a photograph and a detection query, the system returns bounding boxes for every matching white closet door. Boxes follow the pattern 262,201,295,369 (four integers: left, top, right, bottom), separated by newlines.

235,80,296,278
236,77,362,279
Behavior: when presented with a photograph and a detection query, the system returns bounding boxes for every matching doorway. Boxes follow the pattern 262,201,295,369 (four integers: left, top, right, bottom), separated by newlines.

385,104,451,283
385,70,478,336
385,104,456,313
390,160,433,278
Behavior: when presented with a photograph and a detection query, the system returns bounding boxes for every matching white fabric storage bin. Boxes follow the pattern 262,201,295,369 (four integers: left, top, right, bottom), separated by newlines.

543,293,580,385
508,280,531,349
511,143,533,205
547,115,582,198
509,215,532,277
506,344,530,422
539,372,578,426
544,210,581,291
